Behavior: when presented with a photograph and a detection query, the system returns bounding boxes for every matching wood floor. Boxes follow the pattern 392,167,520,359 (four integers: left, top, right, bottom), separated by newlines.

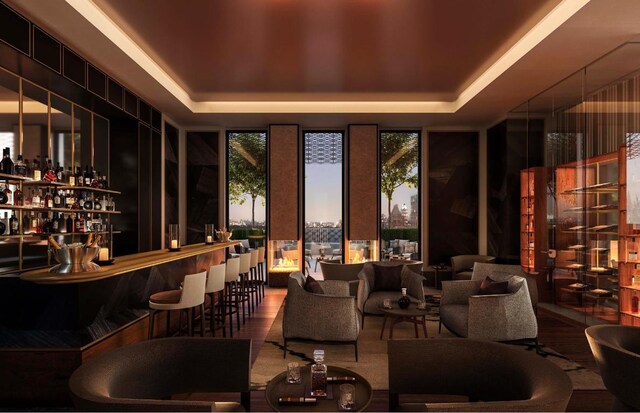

230,287,614,412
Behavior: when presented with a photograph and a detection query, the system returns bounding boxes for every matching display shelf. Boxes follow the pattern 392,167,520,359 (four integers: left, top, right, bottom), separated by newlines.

0,205,120,214
0,230,123,240
520,167,547,275
57,186,121,195
21,180,66,187
0,173,29,182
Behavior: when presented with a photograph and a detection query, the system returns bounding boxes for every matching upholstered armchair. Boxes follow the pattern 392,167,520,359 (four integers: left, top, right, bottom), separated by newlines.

319,261,364,296
471,262,539,310
450,254,496,280
283,272,360,360
440,266,538,342
357,262,425,327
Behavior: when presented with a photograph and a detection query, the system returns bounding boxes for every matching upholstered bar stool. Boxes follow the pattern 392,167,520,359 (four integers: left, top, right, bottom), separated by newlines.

148,271,206,339
224,257,241,337
249,249,261,305
205,263,226,337
237,252,253,321
257,246,266,298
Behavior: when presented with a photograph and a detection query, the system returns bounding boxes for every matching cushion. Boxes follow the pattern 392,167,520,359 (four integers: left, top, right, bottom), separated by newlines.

150,289,181,304
372,264,403,292
478,276,509,295
304,276,324,294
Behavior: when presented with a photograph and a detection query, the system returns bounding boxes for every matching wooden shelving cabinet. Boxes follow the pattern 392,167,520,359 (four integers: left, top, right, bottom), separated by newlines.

520,167,547,274
618,143,640,326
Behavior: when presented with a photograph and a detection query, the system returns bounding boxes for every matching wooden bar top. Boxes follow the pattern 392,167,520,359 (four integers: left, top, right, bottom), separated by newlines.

19,241,239,285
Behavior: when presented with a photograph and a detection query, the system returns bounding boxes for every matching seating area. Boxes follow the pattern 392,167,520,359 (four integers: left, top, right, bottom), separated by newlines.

3,1,640,412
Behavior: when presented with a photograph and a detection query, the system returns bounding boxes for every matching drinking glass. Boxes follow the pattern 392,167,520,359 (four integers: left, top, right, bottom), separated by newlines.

286,362,301,384
339,383,356,411
383,298,392,309
417,300,427,310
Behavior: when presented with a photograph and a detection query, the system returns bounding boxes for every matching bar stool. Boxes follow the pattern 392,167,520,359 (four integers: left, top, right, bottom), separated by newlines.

224,257,241,337
257,246,266,298
237,252,253,320
249,249,261,305
148,271,206,339
205,263,226,337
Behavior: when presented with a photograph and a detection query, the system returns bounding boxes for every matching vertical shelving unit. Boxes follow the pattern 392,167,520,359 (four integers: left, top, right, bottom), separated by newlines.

520,167,547,274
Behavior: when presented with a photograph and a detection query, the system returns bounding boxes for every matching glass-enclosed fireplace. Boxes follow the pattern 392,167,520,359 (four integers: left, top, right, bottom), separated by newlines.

268,240,303,273
345,240,378,263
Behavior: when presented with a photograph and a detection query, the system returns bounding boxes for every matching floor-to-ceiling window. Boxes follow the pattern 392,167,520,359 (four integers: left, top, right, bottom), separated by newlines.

227,131,267,246
380,131,421,260
304,131,343,276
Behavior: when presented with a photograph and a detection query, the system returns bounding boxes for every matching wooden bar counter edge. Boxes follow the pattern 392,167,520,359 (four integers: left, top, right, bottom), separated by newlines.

19,241,240,284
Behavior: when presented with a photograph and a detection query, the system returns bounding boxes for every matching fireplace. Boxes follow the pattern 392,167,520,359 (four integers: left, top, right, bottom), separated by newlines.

268,239,303,286
345,240,378,264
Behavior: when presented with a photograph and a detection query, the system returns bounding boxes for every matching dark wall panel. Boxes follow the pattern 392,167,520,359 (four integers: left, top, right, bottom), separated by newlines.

165,123,179,246
428,132,479,264
151,130,162,251
139,125,152,252
487,119,545,264
186,131,219,244
0,3,30,55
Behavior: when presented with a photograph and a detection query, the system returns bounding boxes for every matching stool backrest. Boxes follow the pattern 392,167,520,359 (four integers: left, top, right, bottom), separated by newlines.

238,252,251,274
250,249,259,267
257,246,266,264
225,257,240,282
206,263,226,293
180,271,207,308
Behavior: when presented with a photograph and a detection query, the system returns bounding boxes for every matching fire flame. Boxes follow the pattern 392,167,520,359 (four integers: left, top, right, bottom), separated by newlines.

280,257,296,267
351,252,366,263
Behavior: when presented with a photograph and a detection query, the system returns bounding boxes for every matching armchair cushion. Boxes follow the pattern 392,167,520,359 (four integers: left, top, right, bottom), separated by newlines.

372,264,403,292
478,277,509,295
304,276,324,294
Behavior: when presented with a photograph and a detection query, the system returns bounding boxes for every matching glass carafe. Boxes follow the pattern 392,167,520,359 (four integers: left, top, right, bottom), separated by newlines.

311,349,327,397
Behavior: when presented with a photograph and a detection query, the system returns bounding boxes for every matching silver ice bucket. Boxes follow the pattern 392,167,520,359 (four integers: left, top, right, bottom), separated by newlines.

49,246,101,274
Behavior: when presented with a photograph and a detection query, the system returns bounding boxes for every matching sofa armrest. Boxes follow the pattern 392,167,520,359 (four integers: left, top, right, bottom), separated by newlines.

441,280,481,305
319,280,350,297
357,274,371,313
467,289,537,341
401,270,425,301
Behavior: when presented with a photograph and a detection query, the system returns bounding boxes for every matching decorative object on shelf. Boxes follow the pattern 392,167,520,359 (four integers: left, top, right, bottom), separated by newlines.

215,227,232,242
96,226,115,265
205,224,215,245
169,224,181,251
398,287,410,309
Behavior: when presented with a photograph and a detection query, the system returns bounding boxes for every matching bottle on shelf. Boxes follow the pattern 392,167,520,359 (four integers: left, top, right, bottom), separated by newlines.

53,190,62,208
55,162,63,182
31,189,40,208
83,193,93,210
24,158,32,179
51,212,60,233
44,190,53,208
15,154,26,176
43,212,53,234
310,349,327,397
66,213,74,233
22,212,30,234
0,186,8,204
43,157,57,182
67,166,75,186
14,185,23,206
102,175,108,190
74,213,84,233
33,158,41,181
9,212,18,235
57,213,66,233
94,197,102,211
0,212,7,235
31,212,40,234
1,184,11,205
84,165,91,186
0,147,14,175
86,213,92,232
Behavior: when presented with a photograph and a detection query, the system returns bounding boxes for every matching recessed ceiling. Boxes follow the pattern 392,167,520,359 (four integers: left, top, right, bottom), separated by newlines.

90,0,562,100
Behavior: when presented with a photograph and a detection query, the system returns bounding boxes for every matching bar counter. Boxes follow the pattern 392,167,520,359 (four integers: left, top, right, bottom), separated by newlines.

20,241,239,284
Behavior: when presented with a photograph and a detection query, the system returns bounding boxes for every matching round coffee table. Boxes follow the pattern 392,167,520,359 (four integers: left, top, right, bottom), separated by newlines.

379,303,432,339
265,365,372,412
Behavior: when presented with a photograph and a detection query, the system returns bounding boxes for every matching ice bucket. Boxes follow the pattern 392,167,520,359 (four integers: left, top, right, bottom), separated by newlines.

49,246,101,274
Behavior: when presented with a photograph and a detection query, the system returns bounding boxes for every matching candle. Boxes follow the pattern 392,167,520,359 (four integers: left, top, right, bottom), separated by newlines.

99,247,109,261
170,239,178,249
206,235,213,243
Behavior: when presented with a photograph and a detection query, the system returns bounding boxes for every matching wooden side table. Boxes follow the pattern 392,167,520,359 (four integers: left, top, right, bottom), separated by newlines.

379,304,431,339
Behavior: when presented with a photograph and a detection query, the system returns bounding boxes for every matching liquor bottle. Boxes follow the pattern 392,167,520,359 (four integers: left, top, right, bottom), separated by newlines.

75,166,83,187
84,165,91,186
44,190,53,208
83,194,93,210
24,158,31,178
0,147,14,175
15,154,26,176
33,158,41,181
31,189,40,208
22,212,30,234
43,212,53,234
101,175,108,189
14,186,23,206
51,212,59,233
398,287,410,309
67,166,74,186
30,212,39,234
0,212,7,235
0,186,8,204
2,184,11,205
53,190,62,208
310,350,327,397
74,213,83,233
90,167,96,186
36,213,43,234
66,213,74,233
71,193,80,210
57,213,66,233
43,158,57,182
85,213,92,232
9,212,18,235
55,162,63,182
93,197,102,211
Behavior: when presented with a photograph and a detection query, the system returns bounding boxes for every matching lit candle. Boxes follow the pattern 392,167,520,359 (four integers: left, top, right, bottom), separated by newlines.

206,235,213,243
170,239,178,249
99,247,109,261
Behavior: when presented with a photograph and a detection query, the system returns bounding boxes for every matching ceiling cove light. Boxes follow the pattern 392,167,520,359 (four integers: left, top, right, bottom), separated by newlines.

66,0,590,114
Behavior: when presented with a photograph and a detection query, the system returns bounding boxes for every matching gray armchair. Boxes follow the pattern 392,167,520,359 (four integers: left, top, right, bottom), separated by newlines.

471,262,538,310
283,272,360,360
319,261,364,296
357,262,425,328
440,265,538,342
586,325,640,411
450,254,496,280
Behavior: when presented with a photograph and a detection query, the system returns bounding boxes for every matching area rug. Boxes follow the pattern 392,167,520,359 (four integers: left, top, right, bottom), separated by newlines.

251,304,605,391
